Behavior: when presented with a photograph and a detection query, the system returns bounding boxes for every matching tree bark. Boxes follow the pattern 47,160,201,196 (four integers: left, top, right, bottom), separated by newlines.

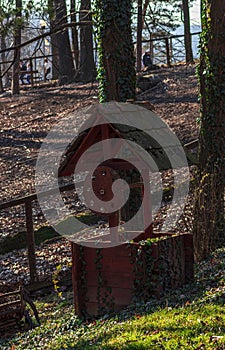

1,32,10,89
182,0,193,63
78,0,96,82
193,0,225,260
48,0,60,80
95,0,136,102
0,64,3,93
136,0,142,71
11,0,22,95
70,0,79,69
54,0,75,84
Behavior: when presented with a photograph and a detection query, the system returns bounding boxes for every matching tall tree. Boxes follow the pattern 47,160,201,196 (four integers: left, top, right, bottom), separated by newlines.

78,0,96,82
54,0,75,84
11,0,22,95
70,0,79,70
182,0,193,63
48,0,60,80
136,0,142,71
95,0,136,102
193,0,225,260
0,63,3,92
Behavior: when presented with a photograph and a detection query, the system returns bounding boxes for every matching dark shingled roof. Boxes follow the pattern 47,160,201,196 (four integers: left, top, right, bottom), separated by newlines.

58,102,197,177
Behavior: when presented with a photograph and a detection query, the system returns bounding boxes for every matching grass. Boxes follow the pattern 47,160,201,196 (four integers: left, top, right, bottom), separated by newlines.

1,246,225,349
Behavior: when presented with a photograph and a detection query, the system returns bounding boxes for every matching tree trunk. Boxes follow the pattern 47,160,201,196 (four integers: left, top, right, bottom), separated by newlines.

48,0,60,80
95,0,136,102
136,0,142,71
79,0,96,82
0,64,3,93
142,0,150,28
193,0,225,260
1,32,10,88
11,0,22,95
54,0,75,84
70,0,79,69
182,0,193,63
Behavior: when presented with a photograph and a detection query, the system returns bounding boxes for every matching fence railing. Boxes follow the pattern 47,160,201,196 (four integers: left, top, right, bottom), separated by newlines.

0,183,74,284
142,31,201,67
0,32,201,88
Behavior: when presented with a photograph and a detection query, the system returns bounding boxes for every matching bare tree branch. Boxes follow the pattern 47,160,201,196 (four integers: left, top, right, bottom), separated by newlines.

0,21,92,55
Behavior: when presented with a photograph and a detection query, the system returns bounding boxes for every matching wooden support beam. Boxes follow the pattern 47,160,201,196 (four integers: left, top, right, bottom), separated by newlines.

25,200,37,283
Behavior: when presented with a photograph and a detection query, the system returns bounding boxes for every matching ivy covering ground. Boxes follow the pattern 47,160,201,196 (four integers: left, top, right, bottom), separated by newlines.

1,246,225,349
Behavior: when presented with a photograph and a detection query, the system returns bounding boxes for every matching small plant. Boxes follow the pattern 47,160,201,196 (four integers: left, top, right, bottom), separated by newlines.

52,261,72,299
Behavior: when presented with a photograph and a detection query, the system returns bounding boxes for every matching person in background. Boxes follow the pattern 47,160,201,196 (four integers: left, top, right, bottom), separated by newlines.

44,58,51,81
26,61,31,84
142,51,153,70
20,60,27,84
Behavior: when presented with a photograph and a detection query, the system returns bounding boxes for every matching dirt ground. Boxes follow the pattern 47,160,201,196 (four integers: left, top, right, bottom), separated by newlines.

0,63,199,234
0,63,200,283
0,64,199,200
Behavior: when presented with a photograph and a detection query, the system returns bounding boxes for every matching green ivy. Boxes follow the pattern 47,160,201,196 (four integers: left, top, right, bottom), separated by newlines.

194,0,225,259
79,246,88,318
95,248,115,315
93,0,136,102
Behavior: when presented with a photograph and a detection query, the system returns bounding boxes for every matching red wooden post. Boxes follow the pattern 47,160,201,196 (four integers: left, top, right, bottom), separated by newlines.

109,211,119,244
71,243,83,317
142,169,153,238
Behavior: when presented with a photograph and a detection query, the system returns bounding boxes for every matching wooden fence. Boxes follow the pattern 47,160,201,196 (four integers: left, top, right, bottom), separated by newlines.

0,138,198,285
141,32,201,67
0,32,201,89
0,183,74,284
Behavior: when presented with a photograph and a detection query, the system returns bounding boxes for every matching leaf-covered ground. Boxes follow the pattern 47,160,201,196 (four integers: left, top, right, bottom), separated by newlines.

0,64,199,236
0,64,199,284
1,246,225,349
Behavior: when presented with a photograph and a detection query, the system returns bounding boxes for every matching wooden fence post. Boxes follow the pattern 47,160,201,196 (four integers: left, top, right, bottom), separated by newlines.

25,200,37,283
165,38,171,68
29,58,34,87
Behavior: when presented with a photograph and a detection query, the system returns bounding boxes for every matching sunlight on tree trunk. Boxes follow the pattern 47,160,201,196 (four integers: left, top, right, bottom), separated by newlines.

194,0,225,261
182,0,193,63
71,0,79,70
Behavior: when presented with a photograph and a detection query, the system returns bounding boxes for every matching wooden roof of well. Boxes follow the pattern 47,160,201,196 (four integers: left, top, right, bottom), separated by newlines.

58,102,197,177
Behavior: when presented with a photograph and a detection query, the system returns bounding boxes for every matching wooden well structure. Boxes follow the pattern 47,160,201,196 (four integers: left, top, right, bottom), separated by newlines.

59,102,194,318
